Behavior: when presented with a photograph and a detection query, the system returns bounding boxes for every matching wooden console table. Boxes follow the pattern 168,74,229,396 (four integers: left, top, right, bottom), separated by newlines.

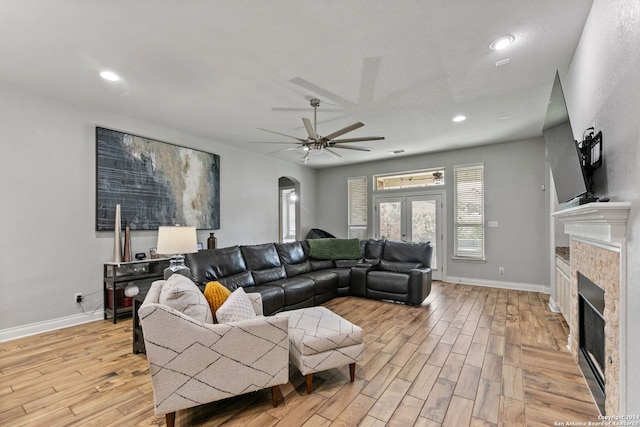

103,258,169,324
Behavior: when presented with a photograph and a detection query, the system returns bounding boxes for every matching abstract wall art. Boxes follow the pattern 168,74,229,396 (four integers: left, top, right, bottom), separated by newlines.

96,127,220,231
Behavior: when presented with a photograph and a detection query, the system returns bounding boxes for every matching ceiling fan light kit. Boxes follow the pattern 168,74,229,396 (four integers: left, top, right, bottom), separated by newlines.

252,98,384,163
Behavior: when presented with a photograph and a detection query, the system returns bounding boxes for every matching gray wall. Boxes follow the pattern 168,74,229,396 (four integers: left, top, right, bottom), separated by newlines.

563,0,640,412
0,82,317,331
316,138,548,288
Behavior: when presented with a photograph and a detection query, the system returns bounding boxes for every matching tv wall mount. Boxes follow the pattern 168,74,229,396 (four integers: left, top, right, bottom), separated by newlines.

578,128,603,186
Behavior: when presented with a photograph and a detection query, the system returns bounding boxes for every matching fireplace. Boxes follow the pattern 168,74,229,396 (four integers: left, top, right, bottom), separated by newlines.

552,201,630,415
578,272,605,414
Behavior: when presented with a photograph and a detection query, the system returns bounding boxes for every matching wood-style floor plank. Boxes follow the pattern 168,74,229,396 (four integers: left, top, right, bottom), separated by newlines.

0,282,601,426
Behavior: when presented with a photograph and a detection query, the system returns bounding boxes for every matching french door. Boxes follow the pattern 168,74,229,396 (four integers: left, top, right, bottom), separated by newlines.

374,192,444,280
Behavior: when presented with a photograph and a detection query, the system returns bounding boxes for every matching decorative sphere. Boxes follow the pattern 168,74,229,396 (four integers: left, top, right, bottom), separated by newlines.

124,283,139,297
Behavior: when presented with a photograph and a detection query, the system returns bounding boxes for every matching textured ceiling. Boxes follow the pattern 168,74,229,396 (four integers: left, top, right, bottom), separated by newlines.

0,0,593,168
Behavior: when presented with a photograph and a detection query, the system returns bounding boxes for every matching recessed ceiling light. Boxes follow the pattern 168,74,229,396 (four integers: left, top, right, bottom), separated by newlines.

489,35,515,50
100,71,120,81
452,115,466,122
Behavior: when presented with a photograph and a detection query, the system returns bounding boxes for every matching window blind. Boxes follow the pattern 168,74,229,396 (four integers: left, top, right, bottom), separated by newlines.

454,164,484,259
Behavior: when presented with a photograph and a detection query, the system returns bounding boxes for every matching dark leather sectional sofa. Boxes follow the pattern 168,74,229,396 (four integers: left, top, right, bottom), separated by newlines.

185,239,433,315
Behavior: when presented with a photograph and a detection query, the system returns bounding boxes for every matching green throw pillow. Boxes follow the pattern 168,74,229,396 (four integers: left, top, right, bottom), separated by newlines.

306,238,361,260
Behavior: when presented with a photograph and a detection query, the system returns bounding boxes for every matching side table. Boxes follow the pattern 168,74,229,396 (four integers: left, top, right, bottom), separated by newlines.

133,293,147,354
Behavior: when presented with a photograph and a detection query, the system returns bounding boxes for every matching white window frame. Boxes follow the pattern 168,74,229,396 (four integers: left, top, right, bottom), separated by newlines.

453,163,485,260
347,176,368,239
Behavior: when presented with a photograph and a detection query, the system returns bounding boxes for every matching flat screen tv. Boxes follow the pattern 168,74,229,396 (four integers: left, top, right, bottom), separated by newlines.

543,72,591,204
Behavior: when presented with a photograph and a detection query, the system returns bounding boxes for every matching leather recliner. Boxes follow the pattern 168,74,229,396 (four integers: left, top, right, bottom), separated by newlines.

365,240,433,306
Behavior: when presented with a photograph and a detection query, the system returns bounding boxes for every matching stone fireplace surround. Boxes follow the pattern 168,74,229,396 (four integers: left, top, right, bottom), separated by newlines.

553,202,630,415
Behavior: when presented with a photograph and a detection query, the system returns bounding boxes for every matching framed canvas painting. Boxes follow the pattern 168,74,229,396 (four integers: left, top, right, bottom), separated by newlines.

96,127,220,231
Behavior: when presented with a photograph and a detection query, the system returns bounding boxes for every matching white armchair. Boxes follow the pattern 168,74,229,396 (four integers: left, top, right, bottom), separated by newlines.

139,281,289,427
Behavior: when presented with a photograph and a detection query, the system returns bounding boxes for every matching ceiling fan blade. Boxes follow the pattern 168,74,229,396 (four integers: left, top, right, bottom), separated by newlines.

249,141,301,145
289,77,355,108
331,145,372,152
358,57,381,104
323,148,342,159
331,136,385,143
257,127,306,142
302,117,318,140
323,122,364,140
272,107,344,112
268,147,301,154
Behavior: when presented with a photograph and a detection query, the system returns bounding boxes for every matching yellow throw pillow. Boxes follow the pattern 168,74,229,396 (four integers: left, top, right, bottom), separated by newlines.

204,281,232,322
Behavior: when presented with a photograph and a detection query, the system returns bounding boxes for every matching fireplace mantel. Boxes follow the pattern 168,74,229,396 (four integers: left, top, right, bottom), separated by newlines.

552,202,630,245
552,201,630,415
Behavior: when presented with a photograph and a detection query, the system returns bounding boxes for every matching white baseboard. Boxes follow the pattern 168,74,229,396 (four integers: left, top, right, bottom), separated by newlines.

444,275,550,294
548,297,561,313
0,310,105,343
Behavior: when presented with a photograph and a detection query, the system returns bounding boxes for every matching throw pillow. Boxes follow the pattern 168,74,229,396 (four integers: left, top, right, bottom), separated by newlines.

159,274,214,324
204,281,232,321
216,287,256,323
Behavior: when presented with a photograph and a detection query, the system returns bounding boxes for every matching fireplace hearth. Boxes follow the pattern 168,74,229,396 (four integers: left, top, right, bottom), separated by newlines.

578,272,605,414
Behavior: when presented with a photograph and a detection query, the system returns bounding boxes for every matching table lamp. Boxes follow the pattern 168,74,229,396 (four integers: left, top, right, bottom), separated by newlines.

156,225,198,279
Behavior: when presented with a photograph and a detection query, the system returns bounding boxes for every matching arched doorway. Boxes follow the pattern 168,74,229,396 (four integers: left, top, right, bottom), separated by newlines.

278,177,300,242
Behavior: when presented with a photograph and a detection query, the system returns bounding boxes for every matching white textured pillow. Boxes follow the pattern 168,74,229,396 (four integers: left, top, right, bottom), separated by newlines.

159,274,214,324
216,287,257,323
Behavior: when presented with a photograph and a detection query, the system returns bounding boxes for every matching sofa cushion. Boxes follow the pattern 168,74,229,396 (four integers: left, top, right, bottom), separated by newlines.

380,260,423,274
185,246,247,285
252,265,287,285
382,240,431,265
241,243,281,270
305,238,362,260
268,277,315,306
246,286,285,315
159,274,214,324
203,281,232,320
218,271,255,290
365,239,385,259
216,287,257,323
299,270,339,294
334,259,362,268
275,242,312,277
367,271,410,294
308,258,335,270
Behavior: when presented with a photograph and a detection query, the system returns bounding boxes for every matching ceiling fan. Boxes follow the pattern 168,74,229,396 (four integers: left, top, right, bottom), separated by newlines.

253,98,384,163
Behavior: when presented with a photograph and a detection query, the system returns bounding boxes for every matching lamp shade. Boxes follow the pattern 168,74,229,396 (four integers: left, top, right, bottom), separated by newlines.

156,226,198,255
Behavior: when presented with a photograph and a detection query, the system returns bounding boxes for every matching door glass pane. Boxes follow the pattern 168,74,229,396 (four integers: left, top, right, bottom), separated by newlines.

379,201,402,241
410,199,437,269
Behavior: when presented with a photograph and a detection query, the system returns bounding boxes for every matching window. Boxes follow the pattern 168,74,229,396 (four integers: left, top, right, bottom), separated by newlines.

348,177,368,239
454,164,484,259
375,168,445,190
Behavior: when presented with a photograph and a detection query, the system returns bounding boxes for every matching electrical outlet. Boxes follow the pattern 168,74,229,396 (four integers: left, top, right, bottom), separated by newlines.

499,267,505,274
75,293,83,303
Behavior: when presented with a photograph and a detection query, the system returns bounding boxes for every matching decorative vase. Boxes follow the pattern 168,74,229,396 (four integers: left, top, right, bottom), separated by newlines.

207,232,217,249
113,204,122,263
123,221,132,262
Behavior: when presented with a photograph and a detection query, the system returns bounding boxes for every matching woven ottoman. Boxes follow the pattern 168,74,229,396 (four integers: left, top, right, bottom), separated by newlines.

277,306,365,393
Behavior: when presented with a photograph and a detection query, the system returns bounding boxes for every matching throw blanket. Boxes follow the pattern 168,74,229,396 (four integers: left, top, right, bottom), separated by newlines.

306,238,361,260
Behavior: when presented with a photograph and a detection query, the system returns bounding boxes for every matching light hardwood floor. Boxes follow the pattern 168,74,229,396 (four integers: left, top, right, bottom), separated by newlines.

0,281,600,426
